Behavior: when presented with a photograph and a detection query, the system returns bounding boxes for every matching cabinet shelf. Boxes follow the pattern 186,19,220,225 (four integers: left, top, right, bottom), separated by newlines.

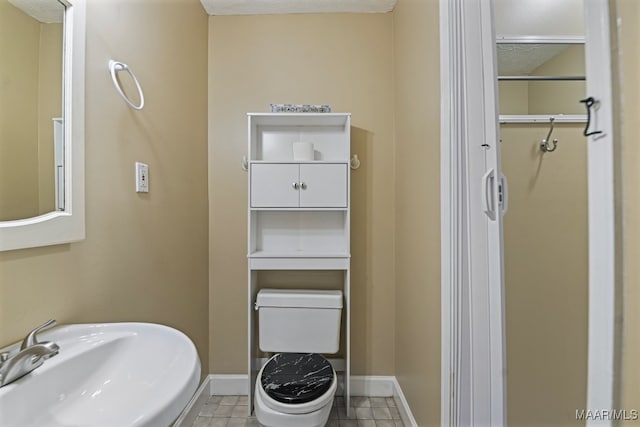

248,113,350,162
246,112,351,416
249,250,350,258
248,113,350,127
250,207,348,212
249,256,349,271
249,160,349,164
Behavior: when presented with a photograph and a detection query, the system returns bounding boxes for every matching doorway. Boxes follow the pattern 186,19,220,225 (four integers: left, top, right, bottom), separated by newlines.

440,0,618,424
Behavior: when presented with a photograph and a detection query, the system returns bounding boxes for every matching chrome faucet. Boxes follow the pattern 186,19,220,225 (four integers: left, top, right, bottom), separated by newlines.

0,320,59,387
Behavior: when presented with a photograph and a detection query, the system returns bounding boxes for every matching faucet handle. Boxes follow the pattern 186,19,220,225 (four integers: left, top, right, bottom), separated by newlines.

20,319,57,350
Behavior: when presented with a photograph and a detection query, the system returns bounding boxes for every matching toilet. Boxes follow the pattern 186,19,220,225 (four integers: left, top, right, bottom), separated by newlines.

254,289,343,427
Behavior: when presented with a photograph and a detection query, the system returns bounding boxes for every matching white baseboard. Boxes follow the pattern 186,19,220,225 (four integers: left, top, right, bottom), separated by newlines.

177,374,417,427
392,377,418,427
210,374,248,395
340,375,395,397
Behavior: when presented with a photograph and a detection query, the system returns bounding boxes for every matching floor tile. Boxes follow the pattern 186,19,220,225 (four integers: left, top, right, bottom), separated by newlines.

388,407,401,420
369,397,388,407
338,406,357,419
190,395,405,427
193,416,212,427
245,418,261,427
329,406,338,419
231,405,249,418
209,396,223,404
213,405,234,417
199,403,218,417
351,396,371,408
355,407,374,420
227,418,245,427
220,395,239,406
372,407,392,420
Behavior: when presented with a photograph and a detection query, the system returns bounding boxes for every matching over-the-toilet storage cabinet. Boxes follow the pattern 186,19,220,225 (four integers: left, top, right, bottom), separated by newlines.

246,112,351,415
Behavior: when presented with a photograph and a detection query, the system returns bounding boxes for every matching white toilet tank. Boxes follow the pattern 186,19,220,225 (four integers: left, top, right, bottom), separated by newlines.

256,289,343,354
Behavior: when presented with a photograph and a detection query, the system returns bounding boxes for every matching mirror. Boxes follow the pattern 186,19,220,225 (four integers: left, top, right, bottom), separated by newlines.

0,0,65,221
0,0,85,251
497,41,586,115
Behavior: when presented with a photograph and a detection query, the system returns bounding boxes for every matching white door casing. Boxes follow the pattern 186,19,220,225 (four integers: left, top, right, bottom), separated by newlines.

584,0,618,424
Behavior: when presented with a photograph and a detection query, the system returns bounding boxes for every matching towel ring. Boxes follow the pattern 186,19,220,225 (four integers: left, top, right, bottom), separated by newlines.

109,60,145,111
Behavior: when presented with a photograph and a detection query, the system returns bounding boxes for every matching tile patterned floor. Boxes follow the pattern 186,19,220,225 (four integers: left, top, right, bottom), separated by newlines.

191,395,406,427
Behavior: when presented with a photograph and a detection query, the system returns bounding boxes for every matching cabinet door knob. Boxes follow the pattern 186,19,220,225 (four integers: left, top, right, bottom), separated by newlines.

300,182,307,190
292,182,300,190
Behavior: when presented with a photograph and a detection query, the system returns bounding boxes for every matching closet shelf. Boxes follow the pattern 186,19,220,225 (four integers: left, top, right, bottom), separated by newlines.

499,114,587,124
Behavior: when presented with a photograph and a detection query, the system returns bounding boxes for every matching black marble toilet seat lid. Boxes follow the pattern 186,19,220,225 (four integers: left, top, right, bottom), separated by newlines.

260,353,334,404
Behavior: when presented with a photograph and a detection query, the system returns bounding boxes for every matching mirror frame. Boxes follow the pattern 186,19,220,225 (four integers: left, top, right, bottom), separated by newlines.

0,0,85,251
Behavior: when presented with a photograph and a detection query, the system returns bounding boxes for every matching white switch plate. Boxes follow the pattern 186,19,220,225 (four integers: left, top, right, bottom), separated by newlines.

135,162,149,193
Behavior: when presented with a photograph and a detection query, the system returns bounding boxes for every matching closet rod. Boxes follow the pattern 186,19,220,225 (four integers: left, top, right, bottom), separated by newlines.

498,75,585,81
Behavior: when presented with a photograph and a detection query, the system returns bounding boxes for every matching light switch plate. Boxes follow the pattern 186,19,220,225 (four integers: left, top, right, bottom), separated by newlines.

135,162,149,193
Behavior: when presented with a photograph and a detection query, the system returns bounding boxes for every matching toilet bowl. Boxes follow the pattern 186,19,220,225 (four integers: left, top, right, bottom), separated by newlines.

254,353,337,427
253,289,343,427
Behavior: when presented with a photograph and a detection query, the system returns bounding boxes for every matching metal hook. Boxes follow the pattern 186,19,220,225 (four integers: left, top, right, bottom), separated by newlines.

540,117,558,152
580,97,603,137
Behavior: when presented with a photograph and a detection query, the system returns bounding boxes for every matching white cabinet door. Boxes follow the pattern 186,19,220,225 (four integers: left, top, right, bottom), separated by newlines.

251,164,299,207
299,164,347,208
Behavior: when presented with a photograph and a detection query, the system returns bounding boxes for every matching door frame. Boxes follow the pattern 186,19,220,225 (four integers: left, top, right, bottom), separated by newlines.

440,0,619,425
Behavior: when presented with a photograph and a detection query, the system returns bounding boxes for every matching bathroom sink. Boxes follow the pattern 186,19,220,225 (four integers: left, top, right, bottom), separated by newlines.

0,322,200,427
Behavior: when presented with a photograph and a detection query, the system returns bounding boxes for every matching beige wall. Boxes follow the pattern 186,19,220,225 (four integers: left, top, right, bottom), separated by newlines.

615,0,640,418
208,13,396,375
37,23,63,215
0,0,210,377
500,124,588,426
499,81,529,115
393,0,441,426
499,45,586,115
0,0,40,220
529,45,585,115
0,2,62,221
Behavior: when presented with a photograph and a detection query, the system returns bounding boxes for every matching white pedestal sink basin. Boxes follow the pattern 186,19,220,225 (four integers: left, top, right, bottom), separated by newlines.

0,323,200,427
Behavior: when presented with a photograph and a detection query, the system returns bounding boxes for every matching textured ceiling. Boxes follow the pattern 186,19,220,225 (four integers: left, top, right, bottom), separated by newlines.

494,0,583,76
497,43,572,75
8,0,64,23
200,0,396,15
